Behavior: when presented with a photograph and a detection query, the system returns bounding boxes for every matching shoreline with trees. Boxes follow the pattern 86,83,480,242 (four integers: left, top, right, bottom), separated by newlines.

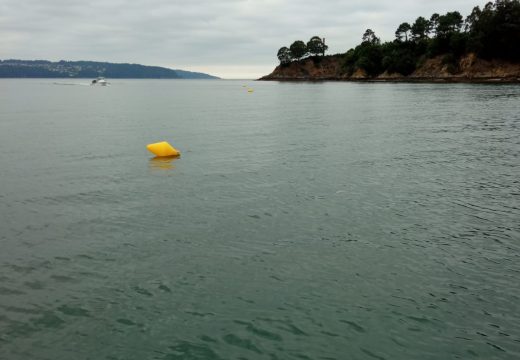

260,0,520,82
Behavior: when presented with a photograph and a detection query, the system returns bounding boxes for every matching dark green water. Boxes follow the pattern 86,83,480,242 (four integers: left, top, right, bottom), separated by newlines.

0,79,519,359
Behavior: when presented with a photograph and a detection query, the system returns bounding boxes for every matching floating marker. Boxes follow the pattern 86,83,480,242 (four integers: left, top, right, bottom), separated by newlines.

247,88,254,93
146,141,180,157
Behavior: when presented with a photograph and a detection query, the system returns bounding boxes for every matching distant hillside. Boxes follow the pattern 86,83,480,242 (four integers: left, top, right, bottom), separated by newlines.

173,69,218,79
0,59,219,79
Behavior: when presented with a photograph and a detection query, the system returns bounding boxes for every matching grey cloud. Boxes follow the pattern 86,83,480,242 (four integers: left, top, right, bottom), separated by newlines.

1,0,481,77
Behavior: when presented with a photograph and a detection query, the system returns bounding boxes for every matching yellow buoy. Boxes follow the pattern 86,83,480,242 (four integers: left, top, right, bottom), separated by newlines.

146,141,180,157
247,88,254,93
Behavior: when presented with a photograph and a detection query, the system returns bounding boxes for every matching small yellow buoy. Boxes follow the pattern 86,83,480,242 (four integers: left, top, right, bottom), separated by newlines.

247,88,254,93
146,141,180,157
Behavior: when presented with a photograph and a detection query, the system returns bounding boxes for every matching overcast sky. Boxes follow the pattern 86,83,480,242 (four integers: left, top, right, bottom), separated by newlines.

1,0,482,78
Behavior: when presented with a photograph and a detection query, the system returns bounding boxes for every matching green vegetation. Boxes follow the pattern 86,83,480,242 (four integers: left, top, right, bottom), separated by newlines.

307,36,328,56
277,36,328,64
275,0,520,77
289,40,308,60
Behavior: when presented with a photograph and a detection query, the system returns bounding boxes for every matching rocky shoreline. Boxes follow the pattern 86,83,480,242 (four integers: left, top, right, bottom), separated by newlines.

259,54,520,83
259,76,520,83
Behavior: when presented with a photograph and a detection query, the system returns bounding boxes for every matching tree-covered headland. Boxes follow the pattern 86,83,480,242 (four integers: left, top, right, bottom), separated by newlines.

275,0,519,77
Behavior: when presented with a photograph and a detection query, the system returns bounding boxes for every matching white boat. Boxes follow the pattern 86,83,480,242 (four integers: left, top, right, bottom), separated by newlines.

91,77,108,86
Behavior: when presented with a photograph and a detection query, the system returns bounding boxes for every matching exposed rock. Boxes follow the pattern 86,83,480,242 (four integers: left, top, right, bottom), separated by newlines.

410,57,453,78
259,56,343,80
260,53,520,83
351,68,367,79
376,71,402,79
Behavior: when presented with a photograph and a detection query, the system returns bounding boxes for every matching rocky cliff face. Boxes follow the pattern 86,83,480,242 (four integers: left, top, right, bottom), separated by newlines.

259,56,345,80
260,54,520,82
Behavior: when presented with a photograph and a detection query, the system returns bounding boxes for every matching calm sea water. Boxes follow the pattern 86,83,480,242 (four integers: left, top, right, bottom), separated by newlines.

0,79,519,359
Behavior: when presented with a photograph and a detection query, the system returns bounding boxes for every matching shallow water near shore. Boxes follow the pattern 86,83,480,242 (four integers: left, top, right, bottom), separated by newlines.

1,79,519,359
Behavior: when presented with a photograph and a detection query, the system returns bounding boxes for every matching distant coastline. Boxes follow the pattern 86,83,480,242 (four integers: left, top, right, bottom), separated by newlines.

0,59,219,79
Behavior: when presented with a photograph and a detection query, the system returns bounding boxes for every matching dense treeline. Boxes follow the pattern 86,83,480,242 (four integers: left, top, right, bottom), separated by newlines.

277,36,328,64
276,0,520,77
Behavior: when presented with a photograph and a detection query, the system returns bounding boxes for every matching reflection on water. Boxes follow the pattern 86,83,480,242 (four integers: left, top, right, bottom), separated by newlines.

148,155,179,170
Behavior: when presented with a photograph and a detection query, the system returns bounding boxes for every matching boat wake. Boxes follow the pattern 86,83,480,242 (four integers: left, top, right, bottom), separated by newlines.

53,82,91,86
